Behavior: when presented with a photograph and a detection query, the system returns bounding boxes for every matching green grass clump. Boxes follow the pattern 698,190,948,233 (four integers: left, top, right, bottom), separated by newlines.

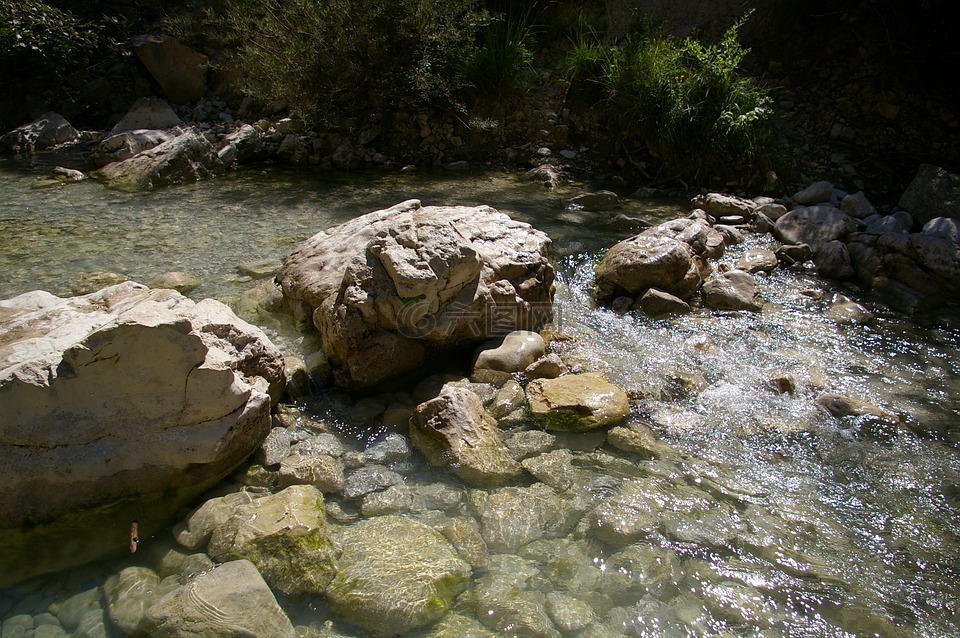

467,8,537,104
566,12,774,183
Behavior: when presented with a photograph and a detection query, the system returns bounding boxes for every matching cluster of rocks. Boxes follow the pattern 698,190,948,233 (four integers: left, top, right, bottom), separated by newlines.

586,166,959,316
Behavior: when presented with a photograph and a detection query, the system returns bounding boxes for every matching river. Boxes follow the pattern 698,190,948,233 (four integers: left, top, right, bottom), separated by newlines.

1,157,958,637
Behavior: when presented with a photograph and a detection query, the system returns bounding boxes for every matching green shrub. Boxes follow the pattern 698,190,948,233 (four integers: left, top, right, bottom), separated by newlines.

212,0,481,127
567,12,773,182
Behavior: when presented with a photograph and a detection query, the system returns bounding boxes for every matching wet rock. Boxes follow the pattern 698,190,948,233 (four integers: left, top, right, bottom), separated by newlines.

776,243,813,266
173,491,257,551
521,449,583,491
701,269,763,312
207,485,337,596
92,128,223,188
773,205,858,251
814,240,856,279
601,545,683,598
767,373,796,395
607,423,669,457
147,271,200,293
471,554,560,638
277,200,554,388
846,230,960,310
815,393,884,419
472,483,568,553
568,190,620,211
438,516,489,570
923,217,960,243
410,384,522,486
54,588,101,632
51,166,84,182
292,433,348,458
0,112,78,153
473,330,545,373
137,560,295,638
757,202,789,221
546,592,595,632
865,212,912,235
103,567,162,635
221,124,263,164
898,164,960,224
109,98,182,136
525,164,564,188
132,35,208,104
504,429,557,460
278,454,345,492
524,353,567,379
793,180,834,205
0,282,284,586
365,433,412,464
71,271,129,294
526,372,630,431
72,610,108,638
590,478,720,547
342,465,403,499
634,288,691,317
840,191,876,218
642,218,725,259
737,249,779,274
691,192,757,219
714,224,745,245
426,612,500,637
488,379,526,419
327,515,471,636
90,129,179,168
595,235,701,302
260,426,293,467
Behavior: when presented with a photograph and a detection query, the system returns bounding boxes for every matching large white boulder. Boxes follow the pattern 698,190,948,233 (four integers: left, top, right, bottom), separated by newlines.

0,282,285,586
277,200,555,388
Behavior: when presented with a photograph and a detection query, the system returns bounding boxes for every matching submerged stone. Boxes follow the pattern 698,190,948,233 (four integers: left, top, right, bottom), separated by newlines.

327,516,471,636
137,560,295,638
207,485,337,596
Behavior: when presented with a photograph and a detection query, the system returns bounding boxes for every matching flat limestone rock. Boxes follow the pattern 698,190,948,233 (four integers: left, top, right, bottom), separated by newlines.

0,281,284,586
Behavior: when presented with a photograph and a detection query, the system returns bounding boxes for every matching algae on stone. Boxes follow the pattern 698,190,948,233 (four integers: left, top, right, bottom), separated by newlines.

326,515,471,636
526,372,630,431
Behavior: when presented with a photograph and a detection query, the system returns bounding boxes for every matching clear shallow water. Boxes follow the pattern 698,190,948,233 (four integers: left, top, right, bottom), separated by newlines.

1,158,959,637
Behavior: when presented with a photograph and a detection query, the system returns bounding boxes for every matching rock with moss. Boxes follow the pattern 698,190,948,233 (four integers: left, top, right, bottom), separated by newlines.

410,384,522,486
326,515,471,636
525,372,630,432
207,485,337,596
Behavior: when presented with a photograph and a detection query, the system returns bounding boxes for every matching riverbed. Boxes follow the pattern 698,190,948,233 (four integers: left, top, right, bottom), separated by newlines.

1,158,958,637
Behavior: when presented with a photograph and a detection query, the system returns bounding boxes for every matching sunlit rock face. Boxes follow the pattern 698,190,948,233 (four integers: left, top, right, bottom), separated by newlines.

277,199,555,388
0,281,285,586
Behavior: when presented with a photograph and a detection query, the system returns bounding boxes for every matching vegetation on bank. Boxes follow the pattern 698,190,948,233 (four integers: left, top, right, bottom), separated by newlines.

0,0,780,184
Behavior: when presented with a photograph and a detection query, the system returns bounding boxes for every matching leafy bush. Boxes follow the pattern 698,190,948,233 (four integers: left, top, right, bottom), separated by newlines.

567,12,774,182
212,0,481,127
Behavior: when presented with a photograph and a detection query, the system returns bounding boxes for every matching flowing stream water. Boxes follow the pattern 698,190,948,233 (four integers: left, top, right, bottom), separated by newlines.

1,156,959,637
